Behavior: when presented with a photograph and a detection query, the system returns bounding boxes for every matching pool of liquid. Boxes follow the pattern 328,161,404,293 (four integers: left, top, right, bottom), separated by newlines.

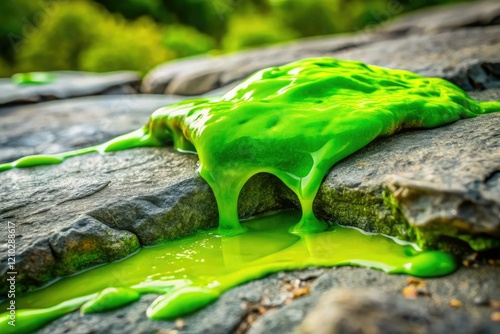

0,211,456,333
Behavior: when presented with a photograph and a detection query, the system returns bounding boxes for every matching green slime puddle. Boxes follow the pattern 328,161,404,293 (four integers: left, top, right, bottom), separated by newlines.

11,72,56,85
1,58,500,332
0,211,456,333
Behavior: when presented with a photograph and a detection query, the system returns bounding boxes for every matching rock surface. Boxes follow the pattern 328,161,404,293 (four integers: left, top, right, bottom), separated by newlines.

311,89,500,252
380,0,500,36
333,26,500,91
36,266,500,334
141,33,376,95
0,96,296,294
0,95,183,164
142,25,500,95
0,71,141,106
1,89,498,296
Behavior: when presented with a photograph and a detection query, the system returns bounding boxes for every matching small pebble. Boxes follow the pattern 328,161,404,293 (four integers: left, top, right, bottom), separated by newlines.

472,295,489,306
449,299,462,308
491,312,500,322
490,300,500,308
403,286,418,299
292,286,311,299
406,277,425,286
175,319,185,330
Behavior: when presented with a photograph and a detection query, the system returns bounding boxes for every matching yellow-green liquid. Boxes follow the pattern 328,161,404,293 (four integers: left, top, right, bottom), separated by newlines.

0,211,456,333
1,58,499,333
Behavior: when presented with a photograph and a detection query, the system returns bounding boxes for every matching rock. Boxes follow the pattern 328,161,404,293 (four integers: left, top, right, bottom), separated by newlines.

380,0,500,36
141,34,375,95
0,96,295,294
249,266,500,334
0,95,183,163
310,104,500,252
331,27,500,91
0,71,141,106
38,265,499,334
142,24,500,96
1,88,500,294
298,288,495,334
165,65,224,96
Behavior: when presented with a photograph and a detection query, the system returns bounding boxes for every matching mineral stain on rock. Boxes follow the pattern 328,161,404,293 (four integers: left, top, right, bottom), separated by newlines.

1,57,499,332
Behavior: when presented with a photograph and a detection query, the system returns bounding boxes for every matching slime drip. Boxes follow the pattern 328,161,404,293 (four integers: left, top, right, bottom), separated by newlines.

1,58,500,332
0,211,456,333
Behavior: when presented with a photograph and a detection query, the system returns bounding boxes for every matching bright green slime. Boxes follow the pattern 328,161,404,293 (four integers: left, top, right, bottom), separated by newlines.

1,58,499,332
11,72,56,85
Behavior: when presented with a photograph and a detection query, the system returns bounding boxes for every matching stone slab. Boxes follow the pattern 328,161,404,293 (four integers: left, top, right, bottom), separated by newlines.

0,95,294,293
380,0,500,35
141,33,375,95
1,89,498,295
331,26,500,91
142,26,500,96
0,71,141,106
0,95,183,164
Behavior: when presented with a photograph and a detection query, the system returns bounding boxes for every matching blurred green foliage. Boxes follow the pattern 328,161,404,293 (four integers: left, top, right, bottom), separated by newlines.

0,0,44,63
0,57,10,78
222,14,297,51
15,1,172,74
162,25,216,59
0,0,471,77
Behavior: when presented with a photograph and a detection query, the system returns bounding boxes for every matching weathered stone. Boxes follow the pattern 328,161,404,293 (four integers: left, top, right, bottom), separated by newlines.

0,71,141,106
249,266,500,334
142,26,500,96
36,266,500,334
306,89,500,252
299,288,495,334
0,96,295,294
0,95,182,163
141,34,375,95
165,65,224,96
380,0,500,36
332,27,500,91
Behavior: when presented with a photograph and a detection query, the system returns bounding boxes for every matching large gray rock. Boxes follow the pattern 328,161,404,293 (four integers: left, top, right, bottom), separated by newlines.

331,26,500,91
0,96,295,294
0,71,141,106
141,33,376,95
380,0,500,36
310,89,500,252
249,266,500,334
0,95,183,164
299,288,491,334
1,88,499,295
142,25,500,96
